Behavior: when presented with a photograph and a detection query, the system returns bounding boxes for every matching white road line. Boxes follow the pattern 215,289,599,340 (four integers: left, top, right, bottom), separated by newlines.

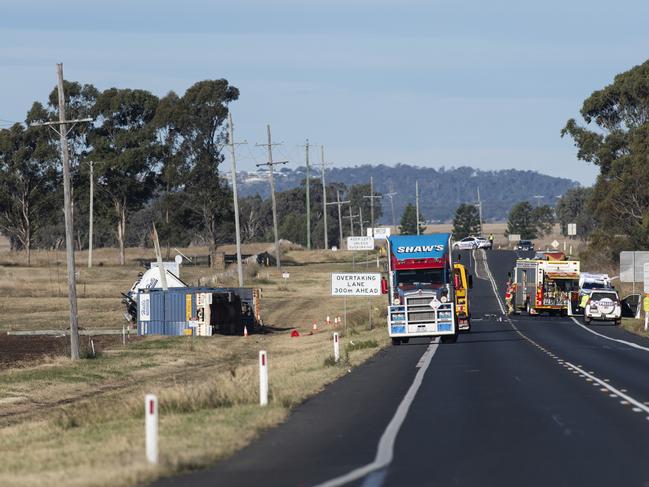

476,249,506,314
570,317,649,353
314,340,440,487
563,362,649,418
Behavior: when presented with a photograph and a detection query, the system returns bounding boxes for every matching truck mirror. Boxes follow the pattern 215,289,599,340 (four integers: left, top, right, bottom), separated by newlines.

468,275,473,289
453,274,460,289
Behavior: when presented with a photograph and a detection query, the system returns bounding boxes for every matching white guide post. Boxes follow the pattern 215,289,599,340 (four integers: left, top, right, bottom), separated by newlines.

259,350,269,406
333,332,340,363
145,394,158,464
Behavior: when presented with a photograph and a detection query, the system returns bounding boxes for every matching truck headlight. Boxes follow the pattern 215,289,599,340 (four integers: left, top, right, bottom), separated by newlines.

440,295,448,303
393,297,400,305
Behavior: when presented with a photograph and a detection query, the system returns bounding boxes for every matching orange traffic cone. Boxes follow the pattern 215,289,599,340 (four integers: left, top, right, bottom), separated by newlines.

243,326,249,337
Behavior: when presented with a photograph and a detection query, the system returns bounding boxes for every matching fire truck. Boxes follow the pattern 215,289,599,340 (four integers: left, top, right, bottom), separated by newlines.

386,234,471,345
510,257,580,316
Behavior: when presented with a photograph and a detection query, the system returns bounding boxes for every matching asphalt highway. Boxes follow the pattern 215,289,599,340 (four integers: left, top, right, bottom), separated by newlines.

153,250,649,487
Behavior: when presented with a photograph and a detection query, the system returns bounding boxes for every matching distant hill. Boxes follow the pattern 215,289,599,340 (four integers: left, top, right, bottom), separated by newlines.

234,164,578,223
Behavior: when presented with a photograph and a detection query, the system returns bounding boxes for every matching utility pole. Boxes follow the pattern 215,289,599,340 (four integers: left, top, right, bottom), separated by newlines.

358,205,365,237
318,146,329,250
327,189,350,249
302,139,312,250
363,176,382,235
344,208,360,237
385,183,397,228
87,160,95,268
477,187,484,236
416,180,421,236
227,111,247,287
256,125,288,269
31,63,93,361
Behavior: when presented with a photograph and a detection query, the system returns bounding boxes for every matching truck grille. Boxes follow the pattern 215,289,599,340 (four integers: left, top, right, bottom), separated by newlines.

406,296,434,307
408,311,435,322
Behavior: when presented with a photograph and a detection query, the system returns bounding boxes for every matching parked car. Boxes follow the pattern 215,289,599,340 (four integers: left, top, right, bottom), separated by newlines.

476,237,492,250
516,240,535,251
584,290,622,325
453,236,480,250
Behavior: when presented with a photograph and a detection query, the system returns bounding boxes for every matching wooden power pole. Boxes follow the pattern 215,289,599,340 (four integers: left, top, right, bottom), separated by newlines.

31,64,93,360
256,125,288,269
87,161,94,268
318,146,329,250
363,176,382,235
303,139,312,250
228,111,247,287
327,189,350,249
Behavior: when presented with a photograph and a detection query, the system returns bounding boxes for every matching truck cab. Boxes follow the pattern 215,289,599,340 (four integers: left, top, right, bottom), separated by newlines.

386,234,459,345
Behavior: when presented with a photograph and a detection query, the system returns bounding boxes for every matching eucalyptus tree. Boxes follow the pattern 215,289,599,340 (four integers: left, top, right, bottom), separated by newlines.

89,88,160,265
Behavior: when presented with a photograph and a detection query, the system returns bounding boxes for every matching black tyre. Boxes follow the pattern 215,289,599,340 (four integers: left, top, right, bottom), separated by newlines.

391,337,402,346
614,319,621,326
584,316,591,324
441,333,458,344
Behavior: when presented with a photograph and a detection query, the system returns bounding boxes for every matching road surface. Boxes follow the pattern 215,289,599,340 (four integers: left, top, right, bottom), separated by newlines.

153,250,649,487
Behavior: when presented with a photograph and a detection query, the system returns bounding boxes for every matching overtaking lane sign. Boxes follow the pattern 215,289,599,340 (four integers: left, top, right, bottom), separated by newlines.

331,273,381,296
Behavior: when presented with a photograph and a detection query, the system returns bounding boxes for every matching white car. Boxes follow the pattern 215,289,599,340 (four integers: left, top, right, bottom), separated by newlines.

453,236,480,250
584,290,621,325
475,237,492,249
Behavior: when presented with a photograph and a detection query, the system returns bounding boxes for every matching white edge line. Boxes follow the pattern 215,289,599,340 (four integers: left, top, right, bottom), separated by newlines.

570,317,649,353
314,340,440,487
563,361,649,416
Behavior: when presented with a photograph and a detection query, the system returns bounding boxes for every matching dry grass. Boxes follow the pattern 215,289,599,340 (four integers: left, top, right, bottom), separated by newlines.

0,245,389,487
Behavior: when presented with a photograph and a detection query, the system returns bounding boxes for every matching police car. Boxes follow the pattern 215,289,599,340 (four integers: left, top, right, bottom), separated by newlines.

584,290,622,325
453,236,480,250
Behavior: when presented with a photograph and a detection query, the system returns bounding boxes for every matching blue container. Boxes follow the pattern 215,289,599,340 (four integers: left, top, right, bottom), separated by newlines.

137,287,256,336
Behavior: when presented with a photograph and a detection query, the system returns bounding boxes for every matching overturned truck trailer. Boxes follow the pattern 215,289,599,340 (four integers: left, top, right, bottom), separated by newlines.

122,267,262,336
136,287,262,336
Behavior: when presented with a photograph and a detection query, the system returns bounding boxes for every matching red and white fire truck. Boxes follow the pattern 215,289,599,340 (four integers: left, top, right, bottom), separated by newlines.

510,257,580,316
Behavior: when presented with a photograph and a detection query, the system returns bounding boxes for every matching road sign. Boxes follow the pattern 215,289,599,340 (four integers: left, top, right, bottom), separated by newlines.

282,271,290,279
508,234,520,242
367,227,390,239
644,263,649,293
347,236,374,251
331,273,381,296
551,240,560,249
567,223,577,236
620,251,649,282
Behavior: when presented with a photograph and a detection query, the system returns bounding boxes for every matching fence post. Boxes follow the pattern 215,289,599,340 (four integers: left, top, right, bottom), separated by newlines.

259,351,268,406
333,332,340,363
145,394,158,464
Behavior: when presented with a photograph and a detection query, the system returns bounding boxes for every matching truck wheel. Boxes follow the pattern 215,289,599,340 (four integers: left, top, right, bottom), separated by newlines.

441,333,458,344
584,316,591,324
525,301,532,315
614,319,621,326
391,338,402,346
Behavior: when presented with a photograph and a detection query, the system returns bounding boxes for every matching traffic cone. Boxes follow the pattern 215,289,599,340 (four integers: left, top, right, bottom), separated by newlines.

326,315,331,326
312,321,318,332
290,329,300,337
243,326,249,337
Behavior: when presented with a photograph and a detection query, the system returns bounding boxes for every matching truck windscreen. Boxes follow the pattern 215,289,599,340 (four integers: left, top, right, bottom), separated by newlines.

396,269,445,286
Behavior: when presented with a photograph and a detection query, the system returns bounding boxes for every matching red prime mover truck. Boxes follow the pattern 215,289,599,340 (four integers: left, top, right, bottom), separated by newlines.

386,233,471,345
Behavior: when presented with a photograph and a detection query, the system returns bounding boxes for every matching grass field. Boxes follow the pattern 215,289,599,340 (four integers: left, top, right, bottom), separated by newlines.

0,244,389,487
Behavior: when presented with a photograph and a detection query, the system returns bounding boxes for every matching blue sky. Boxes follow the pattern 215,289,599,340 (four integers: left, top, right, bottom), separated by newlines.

2,0,648,185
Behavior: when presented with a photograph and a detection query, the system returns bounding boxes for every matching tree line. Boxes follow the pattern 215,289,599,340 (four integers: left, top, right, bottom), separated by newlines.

0,79,382,264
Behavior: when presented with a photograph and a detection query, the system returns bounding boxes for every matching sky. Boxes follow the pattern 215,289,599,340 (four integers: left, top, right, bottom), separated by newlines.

1,0,648,186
